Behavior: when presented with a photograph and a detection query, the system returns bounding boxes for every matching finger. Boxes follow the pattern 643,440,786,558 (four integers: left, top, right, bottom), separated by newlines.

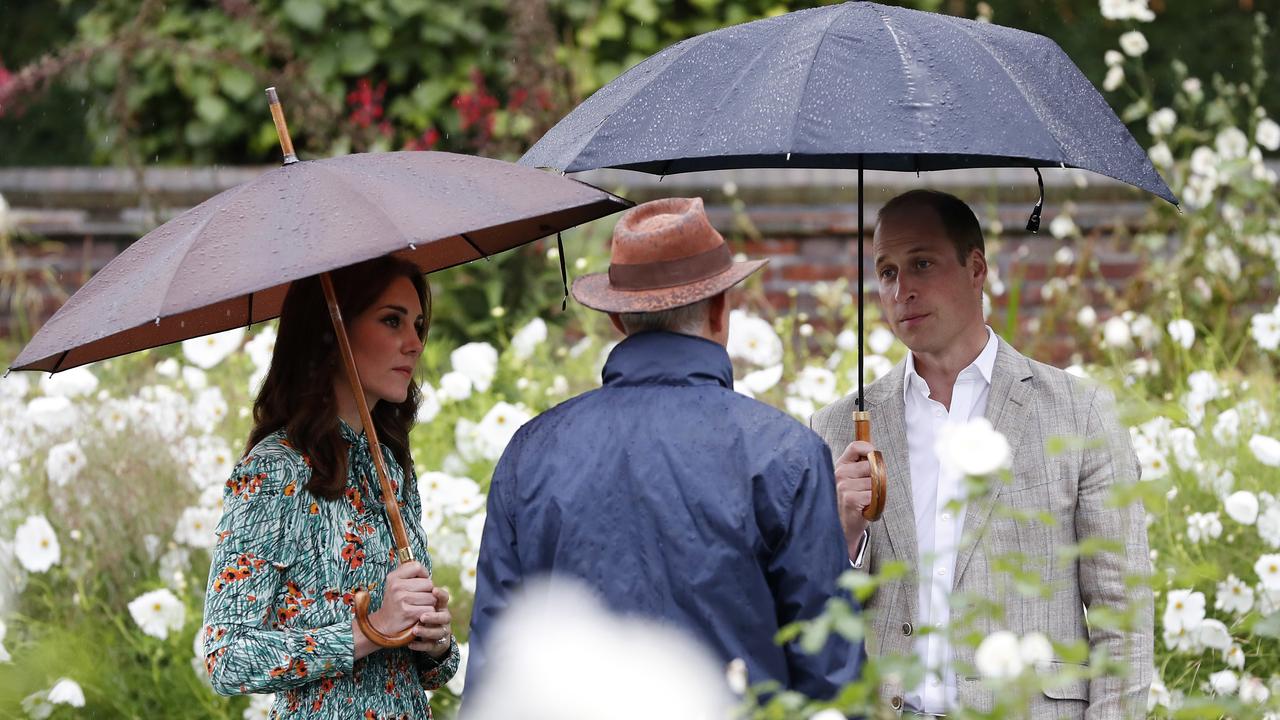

391,561,431,579
412,623,451,641
834,460,872,481
432,587,451,608
416,610,451,626
408,640,450,654
835,475,874,496
401,591,438,608
837,440,876,465
839,489,873,514
391,578,435,595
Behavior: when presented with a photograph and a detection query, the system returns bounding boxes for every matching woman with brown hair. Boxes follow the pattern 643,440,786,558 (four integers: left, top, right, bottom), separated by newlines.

201,256,459,717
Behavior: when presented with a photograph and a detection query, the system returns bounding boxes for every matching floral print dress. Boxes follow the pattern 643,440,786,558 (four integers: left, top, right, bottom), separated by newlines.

202,420,459,718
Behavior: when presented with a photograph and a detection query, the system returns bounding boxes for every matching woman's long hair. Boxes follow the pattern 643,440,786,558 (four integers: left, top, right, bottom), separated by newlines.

246,256,431,500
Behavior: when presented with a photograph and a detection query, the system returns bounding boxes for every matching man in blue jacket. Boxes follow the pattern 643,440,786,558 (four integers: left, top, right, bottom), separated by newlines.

467,197,865,700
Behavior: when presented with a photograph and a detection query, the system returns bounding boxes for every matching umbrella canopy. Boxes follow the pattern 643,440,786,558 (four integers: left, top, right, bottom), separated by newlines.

11,151,629,373
520,1,1176,205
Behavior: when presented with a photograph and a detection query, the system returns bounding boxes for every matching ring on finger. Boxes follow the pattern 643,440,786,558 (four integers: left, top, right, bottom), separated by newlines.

435,634,451,646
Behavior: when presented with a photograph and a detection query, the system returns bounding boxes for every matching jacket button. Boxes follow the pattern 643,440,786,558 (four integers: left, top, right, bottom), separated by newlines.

902,622,913,636
891,696,903,710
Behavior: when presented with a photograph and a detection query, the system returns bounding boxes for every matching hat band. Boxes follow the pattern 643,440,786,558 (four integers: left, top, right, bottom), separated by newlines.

608,244,733,291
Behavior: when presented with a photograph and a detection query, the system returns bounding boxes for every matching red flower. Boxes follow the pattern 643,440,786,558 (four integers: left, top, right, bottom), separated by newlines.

347,79,387,129
404,128,441,151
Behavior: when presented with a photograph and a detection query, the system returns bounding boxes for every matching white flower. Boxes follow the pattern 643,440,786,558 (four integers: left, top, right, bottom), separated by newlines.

790,366,838,404
1182,174,1217,210
1166,319,1194,349
462,578,733,720
438,371,473,402
726,657,748,695
1196,618,1232,651
1240,675,1271,704
476,401,533,462
1053,246,1075,265
1255,553,1280,590
1101,316,1131,348
416,383,441,423
174,505,222,549
784,396,815,420
1119,30,1148,57
1148,142,1173,167
1186,512,1221,544
1129,313,1159,347
862,354,894,383
419,472,484,516
868,326,895,354
46,440,87,488
26,395,77,435
1134,437,1169,480
1103,65,1124,92
1163,624,1197,653
1214,409,1241,447
243,693,275,720
47,678,84,707
1168,427,1199,470
182,365,208,390
1076,306,1097,328
1188,370,1223,400
1147,107,1176,136
191,387,227,433
1259,506,1280,549
1251,310,1280,350
1049,215,1077,240
1100,0,1154,21
511,318,548,360
14,515,60,572
1018,632,1053,670
40,366,98,398
741,364,783,394
1250,434,1280,467
1209,669,1239,696
244,324,277,370
835,329,857,352
1190,146,1219,178
809,711,844,720
726,311,784,367
975,631,1023,678
1183,76,1203,99
935,417,1010,477
155,358,180,377
1162,589,1206,633
1258,118,1280,151
1216,574,1255,615
182,327,245,369
1215,127,1250,161
1149,676,1171,710
451,342,499,392
1225,491,1259,525
128,588,186,640
1225,643,1245,669
0,372,30,400
1104,49,1124,67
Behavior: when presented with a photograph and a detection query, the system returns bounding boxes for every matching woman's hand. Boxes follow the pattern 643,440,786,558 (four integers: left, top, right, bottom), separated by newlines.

354,562,435,660
409,586,453,659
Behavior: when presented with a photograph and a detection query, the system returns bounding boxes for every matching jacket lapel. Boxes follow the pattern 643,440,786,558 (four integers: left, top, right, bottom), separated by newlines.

864,365,919,588
954,339,1034,583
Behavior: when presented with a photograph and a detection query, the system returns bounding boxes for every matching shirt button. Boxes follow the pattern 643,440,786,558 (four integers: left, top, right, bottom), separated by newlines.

891,696,904,710
902,622,914,636
941,512,951,522
936,567,947,576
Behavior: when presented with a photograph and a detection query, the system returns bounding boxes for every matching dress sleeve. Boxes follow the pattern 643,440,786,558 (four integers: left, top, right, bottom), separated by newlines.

202,450,355,696
403,465,462,689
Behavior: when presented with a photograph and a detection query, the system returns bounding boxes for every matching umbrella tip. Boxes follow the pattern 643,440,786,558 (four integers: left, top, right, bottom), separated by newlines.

1025,167,1045,234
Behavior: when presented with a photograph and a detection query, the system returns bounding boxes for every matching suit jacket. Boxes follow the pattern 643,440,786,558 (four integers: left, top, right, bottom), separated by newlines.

811,337,1152,719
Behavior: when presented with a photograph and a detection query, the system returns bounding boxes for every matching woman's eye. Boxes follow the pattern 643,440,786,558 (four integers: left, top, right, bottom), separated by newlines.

382,315,400,328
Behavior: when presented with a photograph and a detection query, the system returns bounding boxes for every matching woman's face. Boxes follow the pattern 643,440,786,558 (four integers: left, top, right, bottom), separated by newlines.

347,275,425,406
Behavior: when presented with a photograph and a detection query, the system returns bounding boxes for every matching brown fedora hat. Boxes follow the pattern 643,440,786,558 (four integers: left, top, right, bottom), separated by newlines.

572,197,767,313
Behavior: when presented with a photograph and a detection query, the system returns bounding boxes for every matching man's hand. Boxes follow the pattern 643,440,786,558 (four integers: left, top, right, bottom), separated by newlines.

835,440,876,558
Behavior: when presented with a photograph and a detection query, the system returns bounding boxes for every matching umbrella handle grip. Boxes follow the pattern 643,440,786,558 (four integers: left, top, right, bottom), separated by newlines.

853,411,887,521
353,590,417,649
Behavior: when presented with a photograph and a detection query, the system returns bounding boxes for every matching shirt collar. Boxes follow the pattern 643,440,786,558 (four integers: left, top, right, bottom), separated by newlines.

602,331,734,389
903,326,998,404
337,416,369,448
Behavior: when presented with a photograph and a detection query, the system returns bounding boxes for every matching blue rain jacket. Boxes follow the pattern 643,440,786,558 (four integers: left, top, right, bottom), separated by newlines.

467,331,865,700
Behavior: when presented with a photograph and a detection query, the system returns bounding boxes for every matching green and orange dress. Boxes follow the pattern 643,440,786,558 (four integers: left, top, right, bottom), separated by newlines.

202,420,458,718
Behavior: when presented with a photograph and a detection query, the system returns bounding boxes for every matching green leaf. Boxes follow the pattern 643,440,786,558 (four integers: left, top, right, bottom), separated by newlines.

217,67,256,101
595,12,625,41
282,0,326,32
626,0,660,25
339,34,378,75
195,94,229,124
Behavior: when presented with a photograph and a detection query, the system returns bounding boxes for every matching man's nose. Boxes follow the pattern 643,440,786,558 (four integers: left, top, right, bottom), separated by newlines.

891,276,916,304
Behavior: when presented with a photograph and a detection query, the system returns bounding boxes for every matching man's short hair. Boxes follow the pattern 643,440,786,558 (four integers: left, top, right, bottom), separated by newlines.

878,189,985,265
617,296,713,336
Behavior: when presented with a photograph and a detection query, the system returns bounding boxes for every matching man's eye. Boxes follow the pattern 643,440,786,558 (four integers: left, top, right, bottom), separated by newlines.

879,268,896,279
915,260,932,270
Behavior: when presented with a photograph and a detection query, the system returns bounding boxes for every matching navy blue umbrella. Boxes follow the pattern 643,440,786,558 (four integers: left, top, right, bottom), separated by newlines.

522,0,1176,398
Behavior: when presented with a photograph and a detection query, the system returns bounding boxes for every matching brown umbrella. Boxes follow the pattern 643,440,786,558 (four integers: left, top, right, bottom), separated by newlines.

9,89,631,647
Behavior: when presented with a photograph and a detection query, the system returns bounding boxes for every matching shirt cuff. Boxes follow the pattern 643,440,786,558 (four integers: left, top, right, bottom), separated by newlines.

849,528,871,569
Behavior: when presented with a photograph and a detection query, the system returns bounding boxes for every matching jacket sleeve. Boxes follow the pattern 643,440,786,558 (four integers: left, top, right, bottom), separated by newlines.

202,451,354,696
767,436,867,701
403,466,462,690
1076,386,1153,720
462,432,525,702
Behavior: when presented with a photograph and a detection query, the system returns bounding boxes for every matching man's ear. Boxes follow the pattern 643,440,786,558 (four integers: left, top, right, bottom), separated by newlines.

708,292,729,335
970,249,988,287
608,312,627,336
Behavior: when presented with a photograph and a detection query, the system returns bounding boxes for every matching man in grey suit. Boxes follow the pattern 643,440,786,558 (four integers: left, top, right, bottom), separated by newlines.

811,190,1152,718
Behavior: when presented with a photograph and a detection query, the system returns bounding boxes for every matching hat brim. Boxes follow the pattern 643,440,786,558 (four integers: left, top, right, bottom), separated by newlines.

571,259,768,314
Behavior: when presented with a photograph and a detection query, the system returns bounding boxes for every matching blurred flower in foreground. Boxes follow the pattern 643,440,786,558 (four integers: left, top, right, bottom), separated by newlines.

463,578,732,720
182,327,245,369
14,515,60,572
934,417,1010,477
128,588,186,640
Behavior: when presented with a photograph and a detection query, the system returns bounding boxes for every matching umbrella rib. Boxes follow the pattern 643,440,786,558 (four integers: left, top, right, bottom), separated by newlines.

937,16,1068,164
789,5,850,154
157,178,263,319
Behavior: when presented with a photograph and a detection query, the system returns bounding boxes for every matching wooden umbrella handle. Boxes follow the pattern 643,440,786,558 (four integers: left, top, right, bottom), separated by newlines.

853,411,887,521
320,272,417,649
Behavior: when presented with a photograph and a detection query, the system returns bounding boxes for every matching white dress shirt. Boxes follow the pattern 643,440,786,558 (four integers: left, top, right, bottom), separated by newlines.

903,326,998,714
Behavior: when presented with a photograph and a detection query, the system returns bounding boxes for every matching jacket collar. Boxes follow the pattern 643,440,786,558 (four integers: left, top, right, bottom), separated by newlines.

602,331,734,389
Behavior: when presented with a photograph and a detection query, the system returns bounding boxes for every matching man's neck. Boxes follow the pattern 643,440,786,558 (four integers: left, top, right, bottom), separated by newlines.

910,324,990,410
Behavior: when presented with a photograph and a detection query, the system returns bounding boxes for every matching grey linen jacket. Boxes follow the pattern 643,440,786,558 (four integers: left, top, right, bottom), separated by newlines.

810,337,1153,719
